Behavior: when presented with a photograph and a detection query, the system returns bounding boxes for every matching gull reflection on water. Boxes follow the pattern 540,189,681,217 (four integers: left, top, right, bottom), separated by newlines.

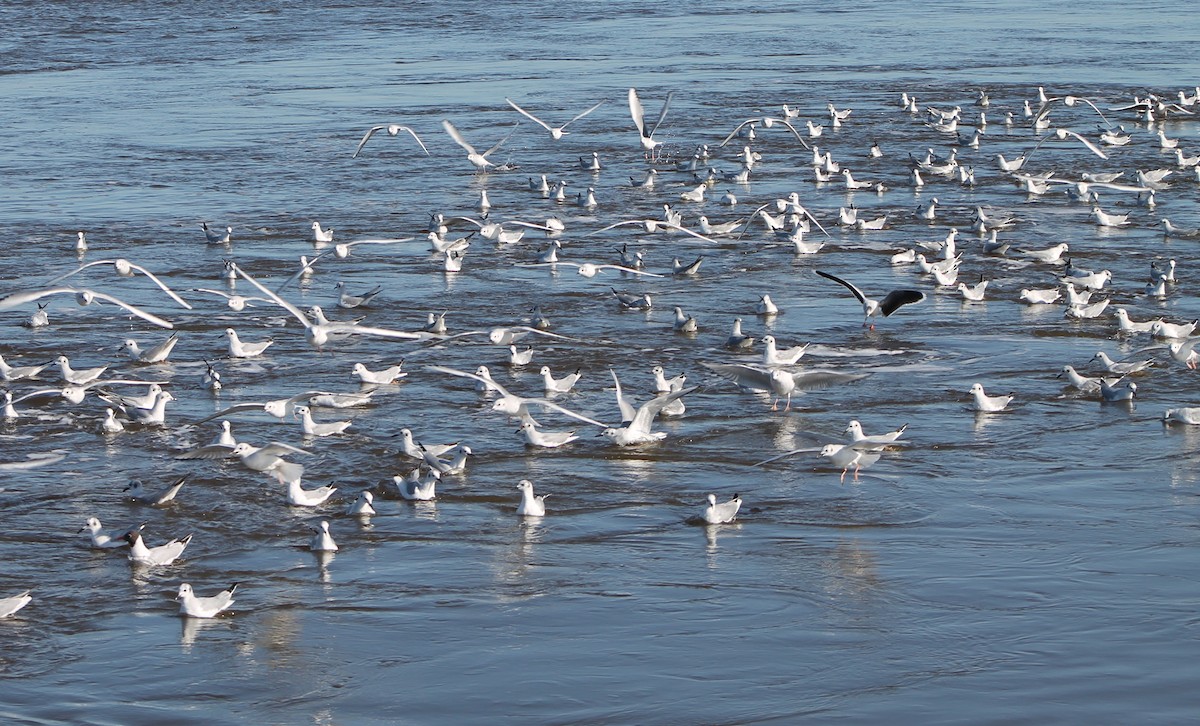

704,521,743,568
314,550,335,586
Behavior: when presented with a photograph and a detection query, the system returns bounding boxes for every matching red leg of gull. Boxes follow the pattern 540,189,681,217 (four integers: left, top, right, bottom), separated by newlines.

839,468,847,484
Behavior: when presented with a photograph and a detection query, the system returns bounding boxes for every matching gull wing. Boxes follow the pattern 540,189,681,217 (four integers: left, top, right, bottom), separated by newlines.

649,91,674,137
564,100,606,128
720,118,760,147
522,398,607,428
191,402,273,425
352,125,387,158
229,263,312,328
481,123,520,159
787,370,871,391
441,120,479,156
814,270,868,307
118,260,193,310
257,442,310,457
702,362,774,391
341,324,425,341
628,88,647,137
506,99,553,133
610,369,636,424
877,289,926,316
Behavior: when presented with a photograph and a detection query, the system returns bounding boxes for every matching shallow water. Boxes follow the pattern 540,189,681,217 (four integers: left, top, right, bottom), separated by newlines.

2,2,1200,723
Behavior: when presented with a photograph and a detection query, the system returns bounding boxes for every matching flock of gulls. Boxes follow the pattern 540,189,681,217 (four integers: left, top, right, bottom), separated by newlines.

2,83,1199,623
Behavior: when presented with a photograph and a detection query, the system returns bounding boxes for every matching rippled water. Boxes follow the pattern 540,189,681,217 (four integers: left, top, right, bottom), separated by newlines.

2,2,1200,723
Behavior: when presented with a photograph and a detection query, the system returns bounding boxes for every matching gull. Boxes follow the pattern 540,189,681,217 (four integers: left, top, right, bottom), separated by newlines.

672,306,698,333
202,223,232,245
541,366,581,394
672,255,704,276
580,152,601,171
652,366,686,394
190,288,272,312
505,97,604,140
1164,408,1200,425
0,286,175,329
178,440,308,482
756,294,779,316
918,198,938,221
0,591,32,619
177,583,237,619
1064,299,1109,320
211,421,237,448
0,355,51,382
891,249,917,265
854,215,888,231
125,475,188,505
442,119,518,171
585,218,721,244
1151,320,1199,339
1058,365,1113,393
1168,342,1199,369
679,183,706,203
229,263,425,349
347,491,376,516
703,493,741,524
124,390,175,426
284,477,338,506
309,520,338,551
123,333,179,364
718,116,809,148
293,405,351,437
44,258,193,310
1022,243,1069,264
1145,277,1168,298
443,248,465,272
1100,127,1132,146
535,240,562,264
616,244,645,269
840,169,874,190
612,288,652,310
1099,378,1137,402
958,276,989,301
628,87,673,154
518,420,578,448
397,428,458,460
761,335,808,366
516,480,547,517
420,444,472,475
102,408,125,434
1063,270,1112,291
75,231,88,252
309,390,375,408
982,231,1011,256
56,355,107,385
393,469,439,501
225,328,273,358
1114,308,1161,334
1175,149,1200,168
80,517,141,549
1151,260,1177,284
845,420,907,449
509,345,534,367
125,530,192,566
630,169,658,188
726,317,754,349
311,221,334,242
334,282,382,309
702,362,867,412
969,383,1012,412
1094,351,1154,375
819,444,878,483
25,303,49,328
1062,283,1092,307
697,216,744,236
815,270,925,326
1091,205,1129,227
351,124,429,158
1162,219,1200,239
424,311,449,334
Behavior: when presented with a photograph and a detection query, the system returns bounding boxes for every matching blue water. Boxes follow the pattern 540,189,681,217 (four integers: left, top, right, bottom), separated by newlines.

1,2,1199,723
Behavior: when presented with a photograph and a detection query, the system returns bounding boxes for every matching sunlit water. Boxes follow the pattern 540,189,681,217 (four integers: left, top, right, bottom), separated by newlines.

1,2,1199,723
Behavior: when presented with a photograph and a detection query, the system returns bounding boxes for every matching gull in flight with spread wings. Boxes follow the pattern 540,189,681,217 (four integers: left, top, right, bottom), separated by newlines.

628,87,674,155
352,124,430,158
505,98,605,140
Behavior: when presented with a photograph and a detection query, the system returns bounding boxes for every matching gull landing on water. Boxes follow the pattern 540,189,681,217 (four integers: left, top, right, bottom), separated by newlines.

628,87,673,157
442,119,518,171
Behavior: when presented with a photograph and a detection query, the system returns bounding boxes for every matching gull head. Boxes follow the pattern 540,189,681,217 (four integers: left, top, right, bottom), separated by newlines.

176,583,194,601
